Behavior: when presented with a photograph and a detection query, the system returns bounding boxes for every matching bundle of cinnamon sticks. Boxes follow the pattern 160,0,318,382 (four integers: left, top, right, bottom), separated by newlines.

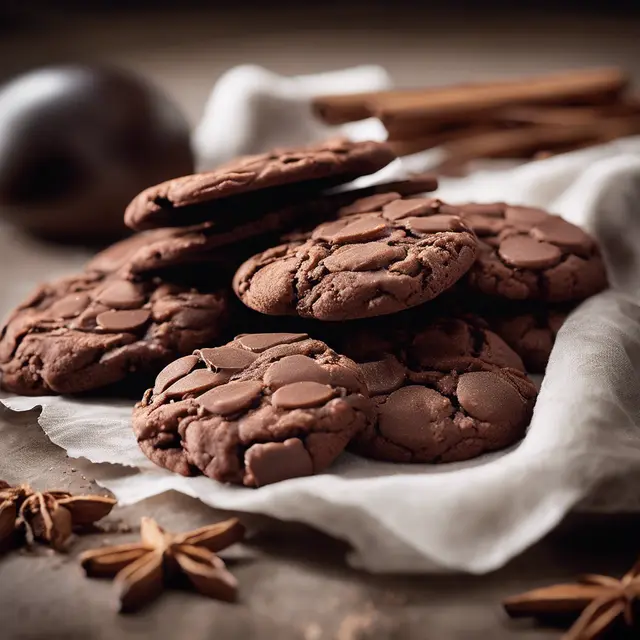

312,67,640,170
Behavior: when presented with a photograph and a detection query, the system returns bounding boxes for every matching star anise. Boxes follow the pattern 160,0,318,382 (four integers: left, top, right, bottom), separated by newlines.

0,480,116,551
503,557,640,639
80,517,245,613
0,482,29,549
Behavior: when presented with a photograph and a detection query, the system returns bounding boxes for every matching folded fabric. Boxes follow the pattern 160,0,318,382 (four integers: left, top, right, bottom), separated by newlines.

193,65,390,169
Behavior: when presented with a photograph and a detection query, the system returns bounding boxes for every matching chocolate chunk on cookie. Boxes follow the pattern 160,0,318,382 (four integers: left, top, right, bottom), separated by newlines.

486,304,570,373
132,334,372,487
233,196,478,321
0,272,228,395
336,316,536,463
449,202,607,301
125,139,396,231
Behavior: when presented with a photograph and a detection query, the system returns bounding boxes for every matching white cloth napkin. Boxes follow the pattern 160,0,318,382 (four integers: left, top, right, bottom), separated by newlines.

193,65,390,169
3,67,640,574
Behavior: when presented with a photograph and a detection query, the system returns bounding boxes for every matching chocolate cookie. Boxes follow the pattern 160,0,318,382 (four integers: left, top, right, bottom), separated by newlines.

0,272,228,395
487,304,570,373
335,317,536,463
449,202,607,301
124,139,396,231
86,228,181,274
233,195,478,321
87,222,278,277
94,175,438,276
132,333,372,487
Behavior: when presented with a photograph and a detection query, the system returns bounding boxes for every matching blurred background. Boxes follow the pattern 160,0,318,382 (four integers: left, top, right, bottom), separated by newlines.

1,1,639,126
0,1,638,248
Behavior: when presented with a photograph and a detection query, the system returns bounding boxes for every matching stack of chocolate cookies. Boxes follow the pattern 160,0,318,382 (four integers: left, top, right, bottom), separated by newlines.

0,140,397,395
0,139,608,488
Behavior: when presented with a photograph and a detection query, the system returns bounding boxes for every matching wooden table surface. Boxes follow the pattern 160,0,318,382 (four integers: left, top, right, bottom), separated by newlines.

1,7,640,639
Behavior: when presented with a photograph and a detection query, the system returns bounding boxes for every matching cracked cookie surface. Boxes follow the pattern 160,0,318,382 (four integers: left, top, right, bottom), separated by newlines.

132,333,373,487
233,195,478,321
124,139,396,231
333,316,537,463
0,272,228,395
448,202,607,301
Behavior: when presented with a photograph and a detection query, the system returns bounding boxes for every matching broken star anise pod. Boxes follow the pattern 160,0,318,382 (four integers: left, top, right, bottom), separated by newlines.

0,480,116,552
503,557,640,639
0,481,30,549
80,517,245,613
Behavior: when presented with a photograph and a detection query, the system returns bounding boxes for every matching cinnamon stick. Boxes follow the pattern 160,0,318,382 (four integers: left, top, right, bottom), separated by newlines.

380,68,628,128
438,124,597,164
311,95,374,126
440,114,640,164
387,125,491,156
312,67,627,126
594,113,640,141
312,80,507,125
496,106,607,126
384,117,495,142
496,99,640,126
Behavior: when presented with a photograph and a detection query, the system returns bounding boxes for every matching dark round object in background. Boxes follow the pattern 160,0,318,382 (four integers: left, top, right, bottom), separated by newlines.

0,65,194,244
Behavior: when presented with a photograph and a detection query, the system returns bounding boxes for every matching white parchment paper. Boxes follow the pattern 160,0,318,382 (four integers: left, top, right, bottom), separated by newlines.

2,67,640,574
